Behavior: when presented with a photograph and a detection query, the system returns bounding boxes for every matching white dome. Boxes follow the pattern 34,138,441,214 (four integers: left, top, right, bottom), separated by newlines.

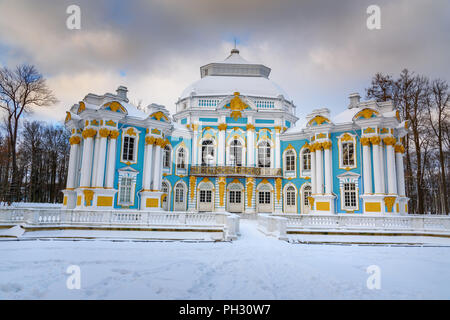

180,75,290,100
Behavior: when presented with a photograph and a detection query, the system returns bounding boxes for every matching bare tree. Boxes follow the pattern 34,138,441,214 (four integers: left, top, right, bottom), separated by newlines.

0,65,57,201
426,79,450,214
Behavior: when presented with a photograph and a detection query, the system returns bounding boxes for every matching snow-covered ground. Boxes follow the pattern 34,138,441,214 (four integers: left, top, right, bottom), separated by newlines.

1,220,450,299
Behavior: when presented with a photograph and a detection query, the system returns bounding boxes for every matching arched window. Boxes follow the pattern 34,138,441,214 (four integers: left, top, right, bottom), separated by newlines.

175,183,185,204
285,150,295,171
163,145,171,169
230,139,242,166
342,141,355,166
201,140,215,166
286,186,296,206
303,185,312,206
302,149,311,170
257,141,271,168
176,148,186,169
161,181,169,211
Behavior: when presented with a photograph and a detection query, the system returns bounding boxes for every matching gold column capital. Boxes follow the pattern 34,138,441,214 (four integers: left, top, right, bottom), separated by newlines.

370,136,381,145
383,136,396,146
218,123,228,131
82,128,97,139
99,128,110,138
360,137,371,146
69,135,81,145
109,130,120,139
246,123,255,131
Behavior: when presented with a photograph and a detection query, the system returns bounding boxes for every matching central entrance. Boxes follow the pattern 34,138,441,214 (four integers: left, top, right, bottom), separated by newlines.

227,181,244,213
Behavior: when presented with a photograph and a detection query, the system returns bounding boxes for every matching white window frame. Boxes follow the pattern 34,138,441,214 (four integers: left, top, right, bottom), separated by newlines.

283,147,297,178
162,145,172,173
117,167,139,207
120,127,139,165
337,172,360,211
257,141,271,168
201,139,216,166
299,146,311,178
338,133,357,170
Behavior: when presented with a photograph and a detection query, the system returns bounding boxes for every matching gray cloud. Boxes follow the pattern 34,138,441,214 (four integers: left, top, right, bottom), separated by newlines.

0,0,448,123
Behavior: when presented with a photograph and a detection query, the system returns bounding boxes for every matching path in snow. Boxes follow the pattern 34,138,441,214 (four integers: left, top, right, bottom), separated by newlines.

1,219,450,299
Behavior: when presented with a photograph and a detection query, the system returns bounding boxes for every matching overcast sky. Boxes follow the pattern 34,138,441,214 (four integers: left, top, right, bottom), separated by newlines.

0,0,449,125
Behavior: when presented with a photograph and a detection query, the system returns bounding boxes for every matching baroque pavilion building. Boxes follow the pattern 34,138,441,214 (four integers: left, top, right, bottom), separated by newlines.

63,48,409,215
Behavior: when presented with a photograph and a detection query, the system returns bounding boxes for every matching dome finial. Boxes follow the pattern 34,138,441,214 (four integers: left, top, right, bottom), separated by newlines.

231,37,239,54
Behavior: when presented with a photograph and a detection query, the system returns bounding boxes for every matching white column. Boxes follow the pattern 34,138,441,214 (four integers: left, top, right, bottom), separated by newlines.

142,138,154,190
105,131,118,188
95,129,108,187
311,148,317,194
395,147,406,197
362,140,372,194
79,129,96,188
247,126,255,167
386,142,398,195
152,142,162,190
218,126,226,166
192,125,199,166
372,137,383,194
91,134,100,188
66,136,80,189
315,146,323,194
379,143,386,193
275,127,281,168
324,144,332,194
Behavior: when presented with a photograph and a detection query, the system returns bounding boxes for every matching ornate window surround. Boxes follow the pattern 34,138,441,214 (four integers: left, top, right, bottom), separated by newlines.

117,166,139,207
283,182,298,212
337,172,360,211
338,132,357,170
162,144,172,174
299,144,311,178
120,127,140,165
282,145,297,178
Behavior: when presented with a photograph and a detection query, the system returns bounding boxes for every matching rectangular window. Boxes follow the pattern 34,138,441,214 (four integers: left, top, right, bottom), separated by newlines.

200,190,212,203
119,177,133,205
122,136,135,161
342,142,355,166
343,183,357,209
258,191,271,204
230,191,241,204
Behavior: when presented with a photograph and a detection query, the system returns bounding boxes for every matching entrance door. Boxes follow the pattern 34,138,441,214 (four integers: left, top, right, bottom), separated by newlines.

228,190,244,213
302,185,312,214
285,186,297,213
174,183,186,211
198,189,213,212
161,182,169,211
257,190,272,213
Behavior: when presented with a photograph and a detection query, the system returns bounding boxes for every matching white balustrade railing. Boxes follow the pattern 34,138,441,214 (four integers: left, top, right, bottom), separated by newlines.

258,213,450,239
0,208,239,241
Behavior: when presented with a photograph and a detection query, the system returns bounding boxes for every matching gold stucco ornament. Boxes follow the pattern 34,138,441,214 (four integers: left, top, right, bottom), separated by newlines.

226,92,248,120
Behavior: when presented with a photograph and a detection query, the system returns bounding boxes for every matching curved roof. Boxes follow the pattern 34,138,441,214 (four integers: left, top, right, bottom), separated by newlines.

180,75,290,100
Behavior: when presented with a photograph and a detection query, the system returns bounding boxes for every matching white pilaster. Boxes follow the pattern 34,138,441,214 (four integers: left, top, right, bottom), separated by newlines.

324,144,332,194
79,129,96,188
275,128,281,169
362,141,372,194
152,144,162,190
247,125,255,167
218,126,226,166
315,146,323,194
91,134,100,187
95,129,108,187
66,137,80,189
372,138,383,194
311,148,317,194
142,138,154,190
395,148,406,197
192,125,199,165
105,131,118,189
385,142,397,195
